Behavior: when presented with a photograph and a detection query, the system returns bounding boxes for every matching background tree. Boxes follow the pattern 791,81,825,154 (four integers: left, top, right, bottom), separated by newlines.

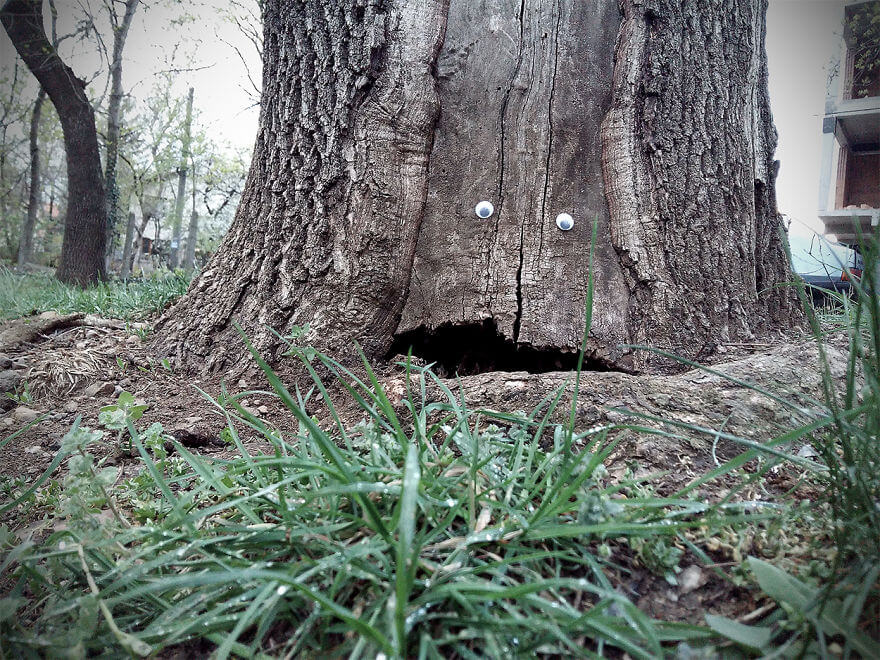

0,62,29,262
169,86,193,268
18,0,62,266
158,0,801,374
102,0,140,264
1,0,107,284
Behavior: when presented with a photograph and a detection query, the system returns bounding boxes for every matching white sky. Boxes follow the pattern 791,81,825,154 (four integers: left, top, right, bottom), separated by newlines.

766,0,844,238
1,1,845,240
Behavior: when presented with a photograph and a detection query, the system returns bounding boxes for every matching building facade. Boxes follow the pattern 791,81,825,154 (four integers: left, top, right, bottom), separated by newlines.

818,0,880,245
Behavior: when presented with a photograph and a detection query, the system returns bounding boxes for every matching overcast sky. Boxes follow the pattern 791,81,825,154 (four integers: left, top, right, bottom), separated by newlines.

767,0,844,238
1,1,846,239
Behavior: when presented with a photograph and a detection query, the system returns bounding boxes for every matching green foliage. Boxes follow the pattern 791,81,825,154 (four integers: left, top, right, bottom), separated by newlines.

629,229,880,654
0,267,191,319
846,1,880,97
708,559,878,657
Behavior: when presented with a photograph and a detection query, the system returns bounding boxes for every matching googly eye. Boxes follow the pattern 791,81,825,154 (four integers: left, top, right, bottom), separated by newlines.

555,212,574,231
475,201,494,219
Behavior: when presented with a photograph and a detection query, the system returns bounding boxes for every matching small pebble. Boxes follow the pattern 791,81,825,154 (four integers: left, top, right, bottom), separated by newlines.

12,406,39,423
679,565,704,594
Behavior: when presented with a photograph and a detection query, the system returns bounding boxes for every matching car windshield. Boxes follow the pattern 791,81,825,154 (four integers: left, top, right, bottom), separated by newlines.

788,233,855,277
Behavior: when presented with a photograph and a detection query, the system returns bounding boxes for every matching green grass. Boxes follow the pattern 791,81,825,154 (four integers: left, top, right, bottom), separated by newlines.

0,346,747,658
0,231,878,656
0,267,191,320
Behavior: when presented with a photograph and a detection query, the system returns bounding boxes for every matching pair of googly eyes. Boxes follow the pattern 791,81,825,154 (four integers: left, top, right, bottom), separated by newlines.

474,201,574,231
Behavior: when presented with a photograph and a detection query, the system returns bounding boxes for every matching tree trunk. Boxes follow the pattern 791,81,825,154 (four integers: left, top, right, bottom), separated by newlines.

158,0,800,374
104,0,140,265
185,206,199,270
170,87,194,269
1,0,107,286
120,210,136,278
18,88,44,266
131,214,150,276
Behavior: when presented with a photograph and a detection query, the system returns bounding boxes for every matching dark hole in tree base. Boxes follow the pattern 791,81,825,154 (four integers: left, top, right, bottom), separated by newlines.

389,320,617,377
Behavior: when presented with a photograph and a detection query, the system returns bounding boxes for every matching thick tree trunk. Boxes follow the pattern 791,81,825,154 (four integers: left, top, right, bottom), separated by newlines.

169,87,194,269
158,0,800,374
599,0,796,366
1,0,107,286
104,0,139,265
158,0,449,368
18,88,44,266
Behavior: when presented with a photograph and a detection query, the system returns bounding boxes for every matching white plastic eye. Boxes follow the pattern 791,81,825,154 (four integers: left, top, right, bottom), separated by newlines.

555,212,574,231
475,201,494,219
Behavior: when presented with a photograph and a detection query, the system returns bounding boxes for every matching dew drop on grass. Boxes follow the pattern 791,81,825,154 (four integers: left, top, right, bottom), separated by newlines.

445,498,456,508
276,585,290,596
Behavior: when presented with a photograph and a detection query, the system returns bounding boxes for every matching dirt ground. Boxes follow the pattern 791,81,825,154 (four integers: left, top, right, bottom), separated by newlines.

0,311,847,626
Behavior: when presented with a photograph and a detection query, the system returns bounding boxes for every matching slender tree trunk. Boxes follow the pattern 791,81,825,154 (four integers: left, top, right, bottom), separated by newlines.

1,0,107,286
184,178,199,270
184,209,199,270
130,213,150,275
18,88,44,266
158,0,799,374
104,0,140,265
170,88,194,269
120,210,136,278
18,0,57,267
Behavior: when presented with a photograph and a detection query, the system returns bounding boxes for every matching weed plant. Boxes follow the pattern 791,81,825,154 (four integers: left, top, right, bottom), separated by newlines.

0,267,191,320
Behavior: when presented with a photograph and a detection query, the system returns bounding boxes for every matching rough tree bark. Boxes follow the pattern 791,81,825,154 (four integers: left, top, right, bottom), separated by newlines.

158,0,800,374
1,0,107,285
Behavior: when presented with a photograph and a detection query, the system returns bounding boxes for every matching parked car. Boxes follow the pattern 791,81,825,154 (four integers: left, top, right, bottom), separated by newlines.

788,232,863,305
